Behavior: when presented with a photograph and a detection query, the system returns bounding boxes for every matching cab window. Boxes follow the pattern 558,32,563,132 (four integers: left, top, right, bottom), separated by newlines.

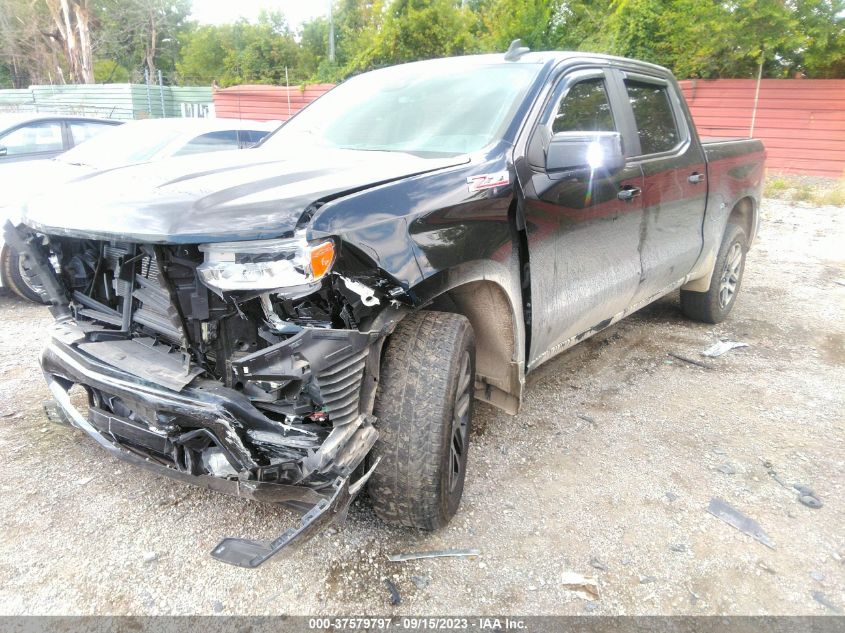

624,80,680,155
553,78,615,134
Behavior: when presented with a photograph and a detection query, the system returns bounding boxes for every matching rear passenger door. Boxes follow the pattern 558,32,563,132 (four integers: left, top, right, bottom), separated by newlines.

611,70,707,304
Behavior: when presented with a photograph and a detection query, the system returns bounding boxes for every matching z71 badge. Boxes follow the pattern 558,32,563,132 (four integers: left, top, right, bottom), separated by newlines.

467,172,510,193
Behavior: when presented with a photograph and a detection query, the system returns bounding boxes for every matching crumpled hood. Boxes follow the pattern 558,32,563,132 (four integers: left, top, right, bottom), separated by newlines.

21,147,468,243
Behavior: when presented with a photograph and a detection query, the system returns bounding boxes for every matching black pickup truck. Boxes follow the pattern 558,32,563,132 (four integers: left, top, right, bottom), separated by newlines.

6,44,765,568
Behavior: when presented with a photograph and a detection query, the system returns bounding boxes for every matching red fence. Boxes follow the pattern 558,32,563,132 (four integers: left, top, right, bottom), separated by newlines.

213,79,844,178
213,84,335,122
679,79,845,178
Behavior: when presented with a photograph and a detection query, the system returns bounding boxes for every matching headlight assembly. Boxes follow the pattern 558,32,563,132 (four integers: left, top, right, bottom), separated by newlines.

197,235,335,293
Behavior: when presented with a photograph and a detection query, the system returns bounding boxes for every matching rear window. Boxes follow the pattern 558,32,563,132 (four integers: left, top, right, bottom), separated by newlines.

625,80,679,155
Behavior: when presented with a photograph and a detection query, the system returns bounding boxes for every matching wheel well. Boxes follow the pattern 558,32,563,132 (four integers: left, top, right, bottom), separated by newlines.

426,280,522,414
728,197,755,243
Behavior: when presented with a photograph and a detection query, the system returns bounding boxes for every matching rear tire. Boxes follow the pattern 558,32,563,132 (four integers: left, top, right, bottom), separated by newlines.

1,246,43,303
368,311,475,530
680,223,747,324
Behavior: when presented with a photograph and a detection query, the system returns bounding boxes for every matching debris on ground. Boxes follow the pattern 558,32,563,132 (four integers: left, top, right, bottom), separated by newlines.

716,463,737,475
410,575,429,590
810,571,825,582
667,353,711,369
384,578,401,605
670,543,688,553
763,460,790,488
589,557,609,572
211,600,224,613
701,341,749,357
577,413,597,427
757,560,777,575
793,484,823,509
798,495,823,509
707,498,775,549
639,575,658,584
142,551,158,563
811,591,842,614
665,491,679,502
559,571,599,600
387,548,480,562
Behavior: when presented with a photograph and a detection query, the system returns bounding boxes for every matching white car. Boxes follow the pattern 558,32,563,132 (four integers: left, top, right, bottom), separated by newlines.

1,117,278,301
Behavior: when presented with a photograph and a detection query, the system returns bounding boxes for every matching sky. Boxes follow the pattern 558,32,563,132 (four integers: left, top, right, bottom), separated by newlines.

190,0,330,30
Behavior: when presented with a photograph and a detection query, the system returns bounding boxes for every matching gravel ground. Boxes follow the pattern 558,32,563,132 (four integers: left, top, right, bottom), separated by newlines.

0,199,842,616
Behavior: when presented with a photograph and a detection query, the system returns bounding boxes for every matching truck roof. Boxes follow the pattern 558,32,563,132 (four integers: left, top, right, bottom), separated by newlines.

390,50,674,79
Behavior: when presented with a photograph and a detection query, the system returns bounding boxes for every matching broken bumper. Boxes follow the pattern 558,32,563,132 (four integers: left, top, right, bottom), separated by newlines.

40,330,379,568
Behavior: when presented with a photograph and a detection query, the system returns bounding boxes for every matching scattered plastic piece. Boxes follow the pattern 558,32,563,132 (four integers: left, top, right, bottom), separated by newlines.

707,497,775,549
387,548,480,562
701,341,749,357
811,591,842,614
560,571,599,600
383,578,401,605
799,495,823,509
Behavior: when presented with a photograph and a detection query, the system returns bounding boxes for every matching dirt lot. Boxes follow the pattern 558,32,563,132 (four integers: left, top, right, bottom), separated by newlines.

0,198,842,616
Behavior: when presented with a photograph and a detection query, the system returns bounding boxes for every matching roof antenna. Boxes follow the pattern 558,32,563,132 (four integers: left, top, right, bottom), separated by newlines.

504,39,530,61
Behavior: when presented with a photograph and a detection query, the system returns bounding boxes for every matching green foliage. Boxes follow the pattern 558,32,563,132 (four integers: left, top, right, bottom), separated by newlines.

2,0,844,89
93,59,131,83
367,0,478,66
96,0,193,81
176,12,303,86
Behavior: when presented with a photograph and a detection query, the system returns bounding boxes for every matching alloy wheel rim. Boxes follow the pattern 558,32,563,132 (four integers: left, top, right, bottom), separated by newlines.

718,243,743,309
448,350,472,494
18,254,45,296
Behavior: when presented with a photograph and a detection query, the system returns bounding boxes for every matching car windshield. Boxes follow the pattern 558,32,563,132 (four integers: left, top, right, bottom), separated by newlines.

58,121,184,168
261,61,541,155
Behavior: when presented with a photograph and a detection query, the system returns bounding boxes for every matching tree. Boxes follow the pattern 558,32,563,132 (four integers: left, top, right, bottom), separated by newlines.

368,0,477,67
96,0,191,82
176,12,303,86
44,0,94,83
475,0,559,51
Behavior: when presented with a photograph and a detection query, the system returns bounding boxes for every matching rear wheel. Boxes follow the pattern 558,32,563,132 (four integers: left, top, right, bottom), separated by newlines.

1,246,44,303
680,223,747,324
368,311,475,530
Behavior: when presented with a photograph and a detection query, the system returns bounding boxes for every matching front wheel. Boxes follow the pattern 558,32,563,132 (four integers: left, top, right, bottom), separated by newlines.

680,223,747,324
367,311,475,530
1,246,44,304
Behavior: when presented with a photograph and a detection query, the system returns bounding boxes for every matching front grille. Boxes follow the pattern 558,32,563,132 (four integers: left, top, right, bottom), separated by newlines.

315,348,369,425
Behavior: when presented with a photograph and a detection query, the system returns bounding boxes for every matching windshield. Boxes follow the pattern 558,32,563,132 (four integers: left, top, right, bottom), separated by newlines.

262,61,541,155
58,121,183,168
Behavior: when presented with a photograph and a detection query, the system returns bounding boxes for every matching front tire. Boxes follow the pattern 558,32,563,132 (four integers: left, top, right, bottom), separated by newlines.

1,246,44,303
368,311,475,530
680,223,747,324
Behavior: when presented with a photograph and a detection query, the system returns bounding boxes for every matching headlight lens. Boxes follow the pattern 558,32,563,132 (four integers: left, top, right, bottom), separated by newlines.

197,235,335,293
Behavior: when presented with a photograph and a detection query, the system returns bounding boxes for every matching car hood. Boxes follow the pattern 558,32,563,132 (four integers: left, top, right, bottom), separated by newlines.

2,160,94,208
21,147,469,243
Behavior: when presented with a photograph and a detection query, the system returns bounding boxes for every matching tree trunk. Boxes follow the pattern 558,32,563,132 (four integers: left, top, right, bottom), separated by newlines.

73,0,94,83
45,0,94,84
145,6,157,80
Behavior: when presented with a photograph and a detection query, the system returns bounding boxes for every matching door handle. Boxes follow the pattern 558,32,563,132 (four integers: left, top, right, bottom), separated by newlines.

688,172,705,184
617,186,641,201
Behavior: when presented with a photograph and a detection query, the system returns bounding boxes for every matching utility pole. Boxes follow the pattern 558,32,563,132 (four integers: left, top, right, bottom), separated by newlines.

328,0,335,63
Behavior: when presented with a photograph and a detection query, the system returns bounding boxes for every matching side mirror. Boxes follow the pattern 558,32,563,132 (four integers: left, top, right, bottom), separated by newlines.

546,131,625,175
0,147,7,157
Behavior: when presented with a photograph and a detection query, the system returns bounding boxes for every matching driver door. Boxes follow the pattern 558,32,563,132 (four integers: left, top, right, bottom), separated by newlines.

518,69,645,369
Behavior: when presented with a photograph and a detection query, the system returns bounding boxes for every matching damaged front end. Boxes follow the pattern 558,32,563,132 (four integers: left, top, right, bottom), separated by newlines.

4,221,407,568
